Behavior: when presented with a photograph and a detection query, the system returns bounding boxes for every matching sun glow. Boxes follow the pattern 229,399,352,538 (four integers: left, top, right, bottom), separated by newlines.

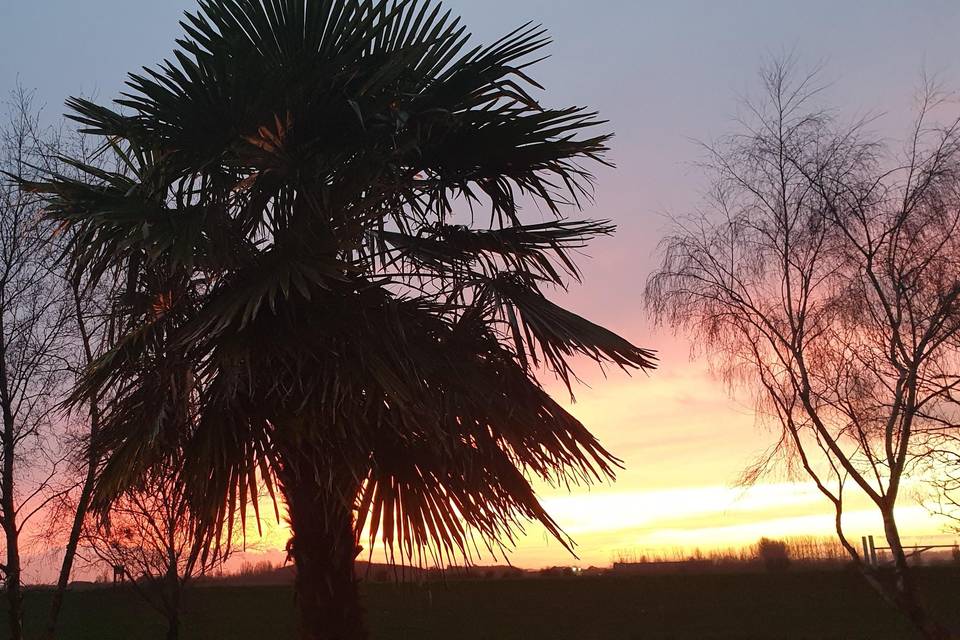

226,360,958,571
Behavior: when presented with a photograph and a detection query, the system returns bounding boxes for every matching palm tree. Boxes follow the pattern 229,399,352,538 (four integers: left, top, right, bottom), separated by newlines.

26,1,655,638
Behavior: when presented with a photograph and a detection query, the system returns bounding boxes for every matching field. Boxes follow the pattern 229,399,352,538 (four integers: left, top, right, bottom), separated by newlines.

8,568,960,639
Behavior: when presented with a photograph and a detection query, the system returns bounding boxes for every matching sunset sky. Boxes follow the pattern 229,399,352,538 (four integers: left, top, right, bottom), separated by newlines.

4,0,960,573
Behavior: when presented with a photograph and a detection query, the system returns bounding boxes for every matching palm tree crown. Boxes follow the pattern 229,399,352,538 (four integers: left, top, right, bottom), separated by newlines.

26,1,654,632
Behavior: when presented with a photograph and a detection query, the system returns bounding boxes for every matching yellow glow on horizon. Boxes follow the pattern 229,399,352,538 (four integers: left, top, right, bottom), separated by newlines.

235,480,957,571
229,362,958,571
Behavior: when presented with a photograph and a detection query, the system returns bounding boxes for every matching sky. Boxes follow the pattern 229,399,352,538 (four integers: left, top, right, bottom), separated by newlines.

3,0,960,573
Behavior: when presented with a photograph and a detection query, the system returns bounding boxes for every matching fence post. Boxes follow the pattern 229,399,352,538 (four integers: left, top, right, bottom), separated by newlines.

868,536,877,567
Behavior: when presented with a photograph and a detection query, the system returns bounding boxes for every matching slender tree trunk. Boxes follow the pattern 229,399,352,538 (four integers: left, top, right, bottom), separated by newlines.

42,284,101,640
2,424,23,640
878,507,954,640
164,547,182,640
282,455,365,640
0,309,23,640
41,448,96,640
164,610,180,640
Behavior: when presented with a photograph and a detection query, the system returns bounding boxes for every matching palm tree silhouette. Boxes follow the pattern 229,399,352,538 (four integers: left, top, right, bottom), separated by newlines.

27,1,655,638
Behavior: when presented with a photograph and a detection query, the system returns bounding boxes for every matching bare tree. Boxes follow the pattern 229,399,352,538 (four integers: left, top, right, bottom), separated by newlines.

0,88,73,640
0,88,112,640
40,269,110,640
82,459,237,640
646,60,960,639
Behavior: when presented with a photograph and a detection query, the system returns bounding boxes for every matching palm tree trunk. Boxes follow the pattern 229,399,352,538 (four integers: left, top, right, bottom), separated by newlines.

282,460,365,640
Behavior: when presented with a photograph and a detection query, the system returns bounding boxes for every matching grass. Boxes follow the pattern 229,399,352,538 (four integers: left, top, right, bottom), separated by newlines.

7,568,960,639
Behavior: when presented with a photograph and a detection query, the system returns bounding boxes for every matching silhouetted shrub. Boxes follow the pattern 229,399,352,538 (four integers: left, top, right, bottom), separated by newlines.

756,538,791,573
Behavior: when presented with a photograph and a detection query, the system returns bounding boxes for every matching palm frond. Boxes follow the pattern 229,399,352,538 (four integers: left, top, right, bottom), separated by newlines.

379,219,615,284
26,0,654,570
485,273,657,389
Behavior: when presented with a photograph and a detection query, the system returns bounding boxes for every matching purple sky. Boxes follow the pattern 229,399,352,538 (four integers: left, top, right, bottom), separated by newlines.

4,0,959,342
4,1,960,569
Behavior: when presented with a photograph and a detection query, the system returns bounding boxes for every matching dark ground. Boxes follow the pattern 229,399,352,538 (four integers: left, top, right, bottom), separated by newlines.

6,568,960,639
